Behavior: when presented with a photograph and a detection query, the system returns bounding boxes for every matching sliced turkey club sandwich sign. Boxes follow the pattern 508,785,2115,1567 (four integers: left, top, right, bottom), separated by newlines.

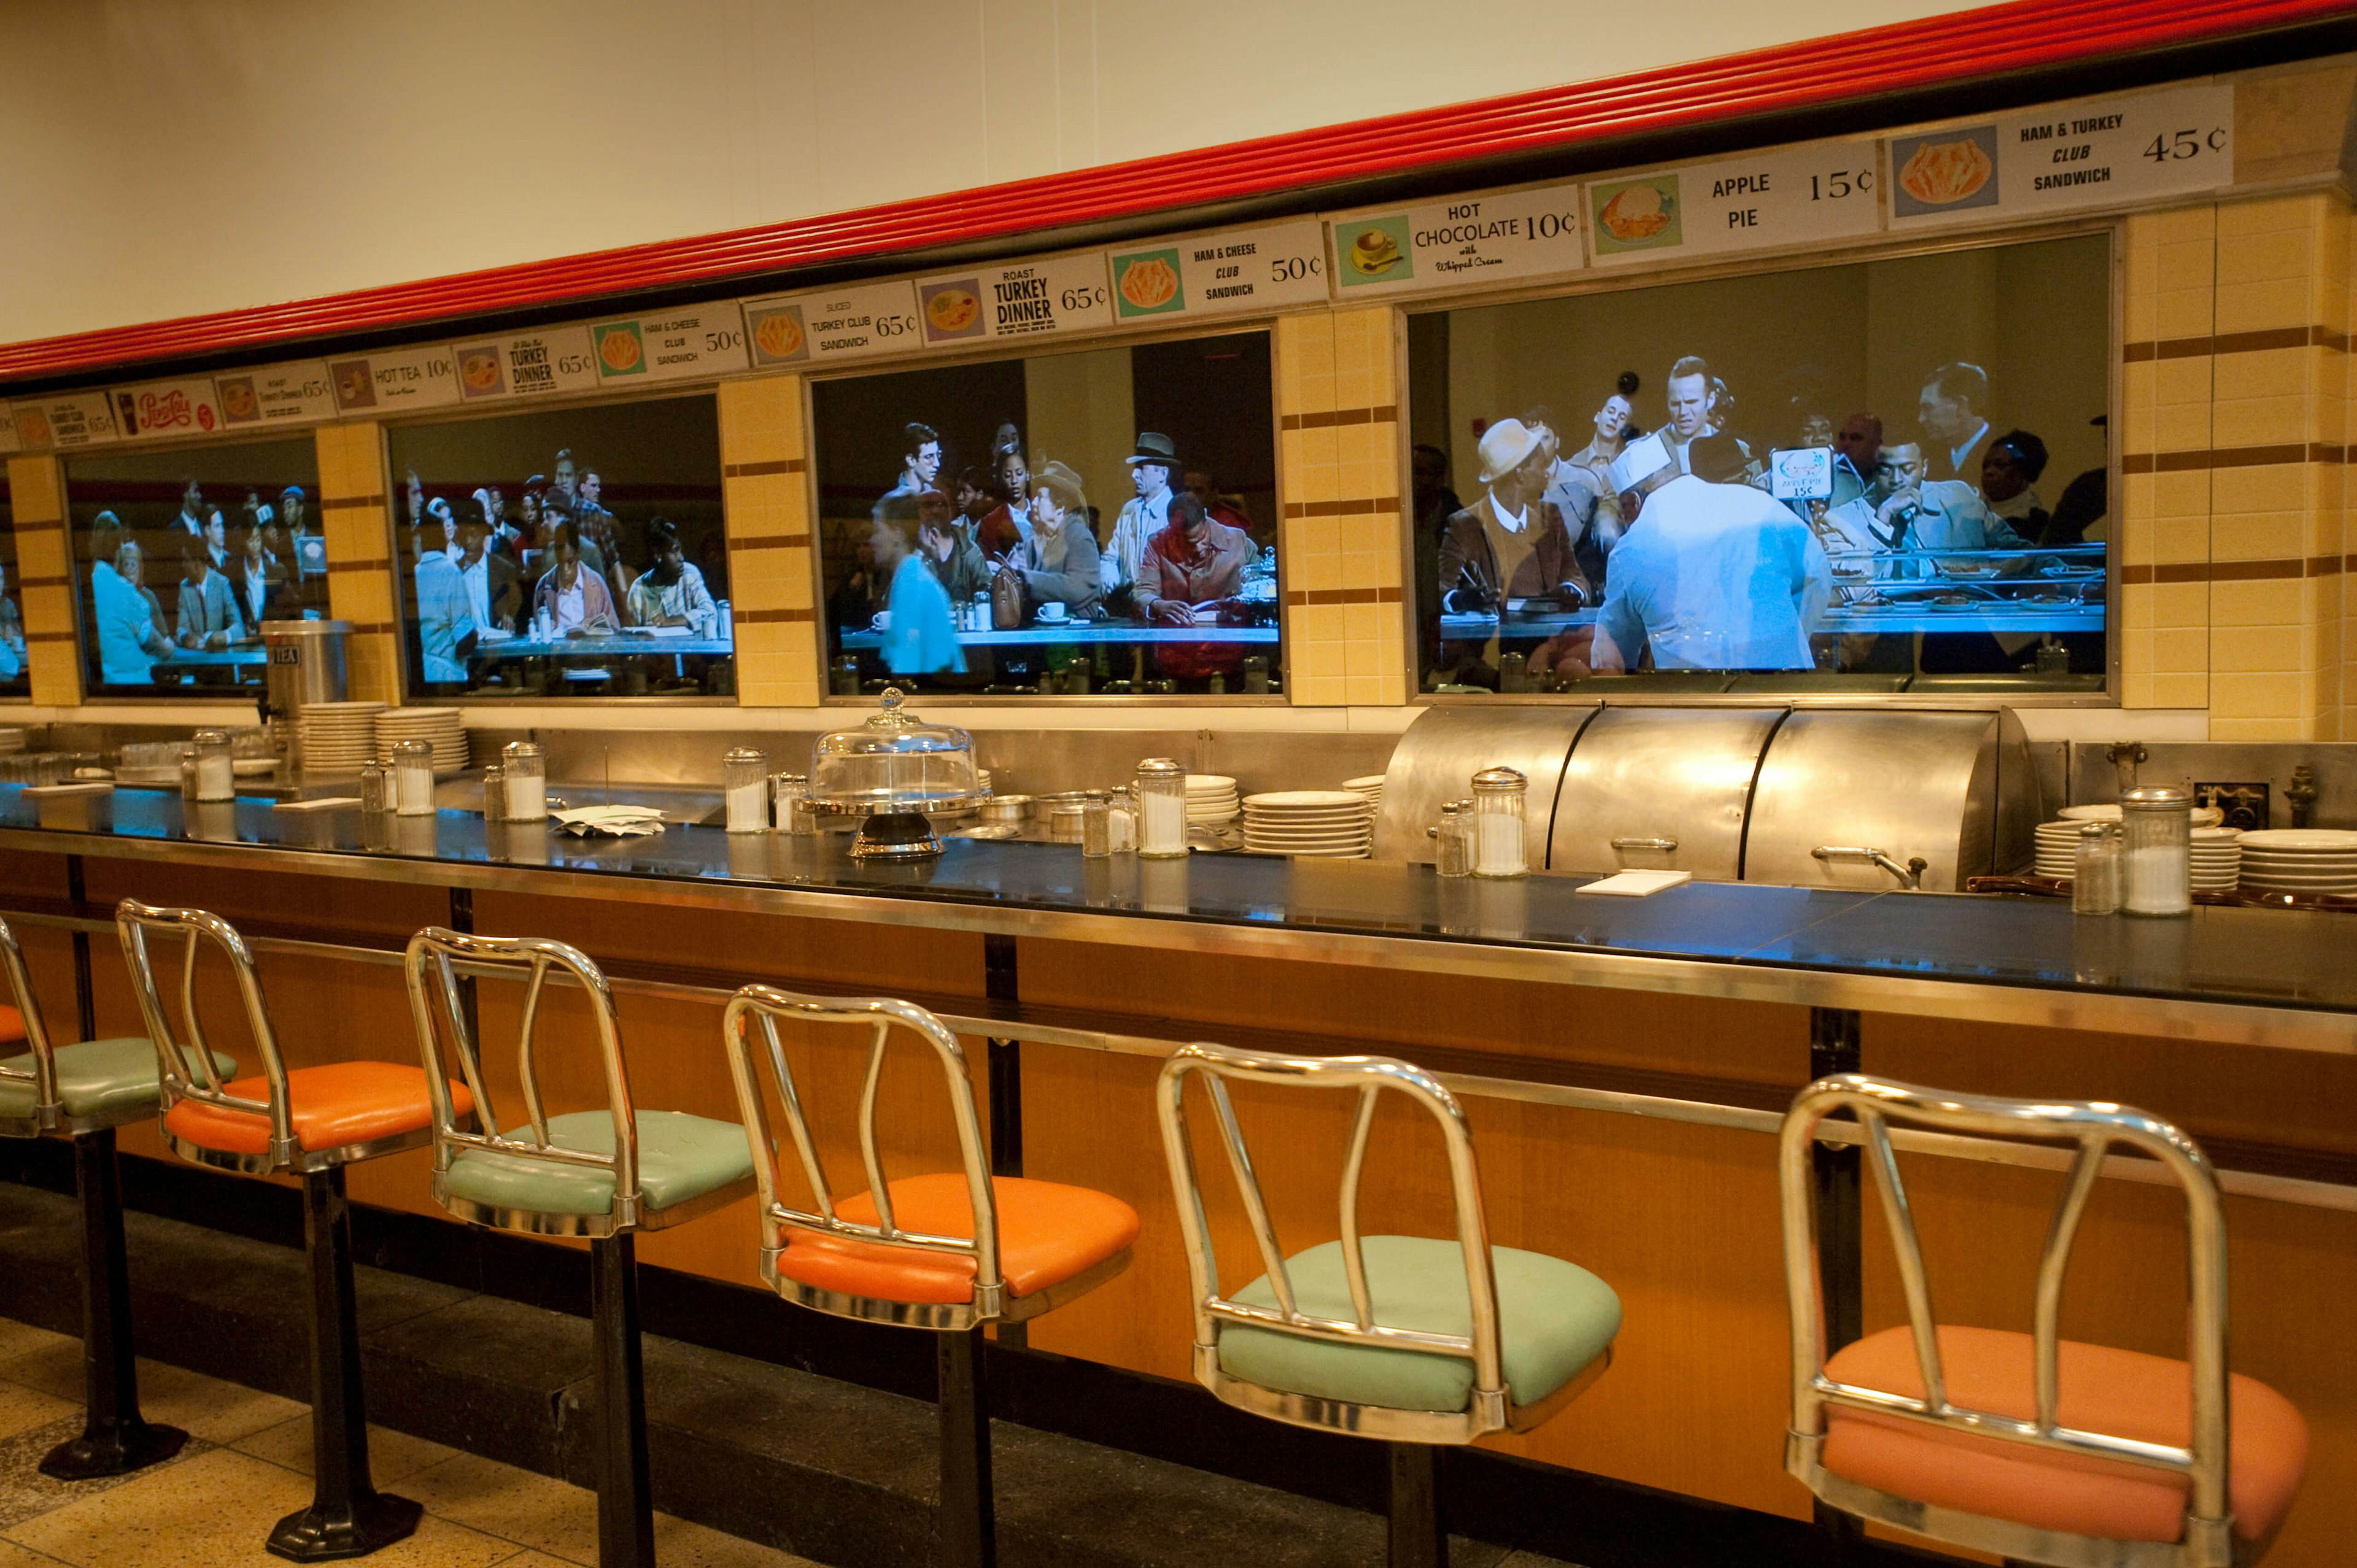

14,393,118,450
1328,183,1584,295
1888,83,2234,229
1585,141,1881,268
914,254,1112,346
743,280,921,366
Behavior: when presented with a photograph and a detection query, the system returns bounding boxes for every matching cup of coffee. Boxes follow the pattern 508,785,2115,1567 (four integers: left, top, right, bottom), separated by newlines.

871,611,892,631
1037,603,1068,624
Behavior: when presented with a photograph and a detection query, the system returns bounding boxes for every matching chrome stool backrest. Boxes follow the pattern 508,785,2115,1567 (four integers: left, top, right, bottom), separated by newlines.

403,927,646,1230
721,986,1002,1319
1779,1072,2231,1568
115,900,289,1162
0,914,64,1134
1156,1042,1513,1439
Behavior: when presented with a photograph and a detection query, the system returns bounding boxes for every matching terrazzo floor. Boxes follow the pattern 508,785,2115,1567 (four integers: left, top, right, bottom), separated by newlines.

0,1316,815,1568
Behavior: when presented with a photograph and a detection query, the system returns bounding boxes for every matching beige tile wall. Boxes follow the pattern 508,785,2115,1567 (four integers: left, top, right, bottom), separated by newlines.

2120,190,2353,740
1277,307,1409,708
310,422,403,705
4,454,82,706
716,373,822,707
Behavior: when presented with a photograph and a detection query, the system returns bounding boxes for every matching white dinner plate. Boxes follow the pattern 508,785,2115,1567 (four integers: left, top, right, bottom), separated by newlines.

2239,830,2357,851
1244,790,1366,809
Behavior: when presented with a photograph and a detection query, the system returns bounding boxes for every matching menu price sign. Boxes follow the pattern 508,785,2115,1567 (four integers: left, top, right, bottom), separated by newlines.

590,309,749,384
1889,83,2234,228
1328,183,1584,295
915,255,1112,347
112,377,223,441
217,360,336,427
328,346,461,413
452,327,598,402
0,409,19,457
14,393,117,450
743,280,921,366
1109,220,1328,322
1586,142,1881,268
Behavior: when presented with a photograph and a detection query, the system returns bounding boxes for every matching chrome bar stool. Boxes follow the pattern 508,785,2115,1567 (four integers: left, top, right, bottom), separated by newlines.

1780,1073,2309,1567
722,986,1139,1568
406,928,756,1568
0,913,233,1478
123,899,469,1561
1156,1043,1621,1568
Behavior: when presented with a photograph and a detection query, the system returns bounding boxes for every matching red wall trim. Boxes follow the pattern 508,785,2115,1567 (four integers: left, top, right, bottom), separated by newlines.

4,0,2349,387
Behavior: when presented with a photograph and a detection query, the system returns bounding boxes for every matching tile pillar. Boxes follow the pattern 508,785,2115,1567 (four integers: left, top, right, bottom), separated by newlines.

5,455,82,707
312,422,403,705
717,374,821,707
1277,307,1408,708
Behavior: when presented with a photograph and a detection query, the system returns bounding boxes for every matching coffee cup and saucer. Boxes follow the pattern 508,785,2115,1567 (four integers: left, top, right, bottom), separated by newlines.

1036,603,1069,626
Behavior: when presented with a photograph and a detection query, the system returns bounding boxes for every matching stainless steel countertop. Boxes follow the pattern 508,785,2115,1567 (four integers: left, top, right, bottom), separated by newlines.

3,784,2350,1053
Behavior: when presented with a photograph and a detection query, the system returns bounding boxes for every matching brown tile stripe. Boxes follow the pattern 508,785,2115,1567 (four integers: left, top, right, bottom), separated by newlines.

2120,557,2347,585
10,517,63,532
1279,405,1399,431
342,622,397,635
2121,444,2345,474
1282,496,1403,519
15,576,68,589
1283,587,1403,605
735,608,815,624
327,558,390,573
24,630,74,643
2121,326,2351,362
724,459,808,478
730,534,812,550
320,493,387,511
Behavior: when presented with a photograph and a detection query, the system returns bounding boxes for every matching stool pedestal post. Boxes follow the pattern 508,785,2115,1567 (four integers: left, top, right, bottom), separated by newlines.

267,1165,421,1562
935,1323,996,1568
590,1233,656,1568
1386,1442,1446,1568
38,1127,188,1480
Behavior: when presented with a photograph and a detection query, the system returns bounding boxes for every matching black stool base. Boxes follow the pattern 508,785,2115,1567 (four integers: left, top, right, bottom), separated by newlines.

37,1417,188,1480
1387,1442,1446,1568
265,1490,424,1562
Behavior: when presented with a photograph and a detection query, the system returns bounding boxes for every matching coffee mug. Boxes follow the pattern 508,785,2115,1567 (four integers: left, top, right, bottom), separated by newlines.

1037,603,1068,623
871,611,892,631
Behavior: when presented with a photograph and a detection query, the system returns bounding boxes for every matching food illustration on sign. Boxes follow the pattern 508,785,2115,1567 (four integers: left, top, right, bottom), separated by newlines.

1118,256,1179,310
1898,137,1994,206
753,310,804,358
925,288,980,333
332,360,374,408
15,409,50,449
218,378,258,420
1598,182,1674,241
597,327,644,373
1349,227,1404,276
459,350,503,392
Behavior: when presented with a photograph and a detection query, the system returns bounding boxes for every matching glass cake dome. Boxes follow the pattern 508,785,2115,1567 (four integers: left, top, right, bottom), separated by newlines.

808,688,980,859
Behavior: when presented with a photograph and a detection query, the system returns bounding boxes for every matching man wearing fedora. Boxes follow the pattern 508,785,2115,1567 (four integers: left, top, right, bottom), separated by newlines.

1436,417,1589,682
1101,431,1180,612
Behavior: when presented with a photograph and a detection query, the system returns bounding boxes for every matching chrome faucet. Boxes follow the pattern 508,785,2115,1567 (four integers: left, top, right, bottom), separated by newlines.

1813,844,1930,890
2106,741,2148,794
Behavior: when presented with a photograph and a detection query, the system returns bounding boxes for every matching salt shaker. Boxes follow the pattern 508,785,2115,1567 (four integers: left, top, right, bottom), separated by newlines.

1107,786,1138,853
501,741,546,821
2120,784,2193,917
1136,758,1188,859
1433,801,1474,878
724,747,770,833
191,730,235,802
1470,767,1529,879
1082,797,1113,858
2071,823,2120,916
772,773,812,835
358,763,392,814
481,764,507,822
392,740,435,816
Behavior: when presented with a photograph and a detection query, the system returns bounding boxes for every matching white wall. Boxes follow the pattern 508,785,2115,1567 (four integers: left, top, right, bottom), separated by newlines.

1,0,1983,348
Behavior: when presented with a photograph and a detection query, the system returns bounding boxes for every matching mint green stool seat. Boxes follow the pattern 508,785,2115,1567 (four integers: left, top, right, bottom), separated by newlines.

0,1039,234,1127
1221,1236,1620,1415
443,1110,756,1219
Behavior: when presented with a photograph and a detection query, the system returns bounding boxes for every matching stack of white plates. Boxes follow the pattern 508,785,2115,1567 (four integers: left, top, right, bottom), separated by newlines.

2236,829,2357,895
977,770,993,796
1242,790,1372,858
375,708,469,771
2034,819,2103,878
1344,774,1386,814
1186,774,1240,828
0,728,26,755
2190,825,2243,891
296,703,387,774
2058,802,2227,828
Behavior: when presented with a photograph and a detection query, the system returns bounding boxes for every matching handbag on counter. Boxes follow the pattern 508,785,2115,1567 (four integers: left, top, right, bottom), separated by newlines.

991,567,1030,630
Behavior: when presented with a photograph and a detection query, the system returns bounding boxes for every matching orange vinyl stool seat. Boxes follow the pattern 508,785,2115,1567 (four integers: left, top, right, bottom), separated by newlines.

774,1172,1140,1306
0,1005,24,1046
1824,1325,2309,1546
163,1061,471,1158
